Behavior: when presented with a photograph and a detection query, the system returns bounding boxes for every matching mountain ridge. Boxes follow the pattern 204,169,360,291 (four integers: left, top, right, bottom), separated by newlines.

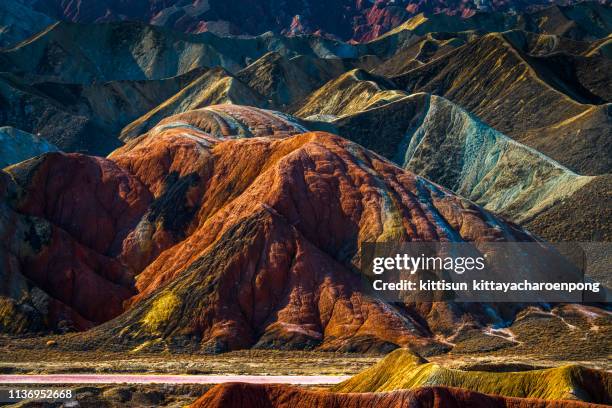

11,0,609,45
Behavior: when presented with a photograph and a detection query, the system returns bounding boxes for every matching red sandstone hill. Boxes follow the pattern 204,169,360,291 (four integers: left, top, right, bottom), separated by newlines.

189,383,608,408
0,105,545,352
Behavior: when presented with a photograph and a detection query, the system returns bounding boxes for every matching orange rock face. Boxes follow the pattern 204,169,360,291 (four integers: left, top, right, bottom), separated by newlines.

1,106,536,349
190,384,606,408
1,153,148,329
12,153,152,261
100,108,535,352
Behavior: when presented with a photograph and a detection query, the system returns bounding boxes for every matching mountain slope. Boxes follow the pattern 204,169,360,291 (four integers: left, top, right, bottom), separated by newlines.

0,126,58,168
191,383,608,408
0,2,609,362
235,52,379,110
392,95,595,224
517,104,611,175
365,2,612,52
21,0,610,42
0,21,364,83
527,2,612,40
0,21,244,82
1,106,550,352
392,32,611,174
99,120,534,353
294,69,406,119
120,68,266,140
306,93,608,241
334,348,612,403
0,154,149,332
0,72,109,154
0,68,205,155
4,4,609,84
525,174,612,241
371,32,471,77
124,105,308,145
0,0,54,47
121,54,386,140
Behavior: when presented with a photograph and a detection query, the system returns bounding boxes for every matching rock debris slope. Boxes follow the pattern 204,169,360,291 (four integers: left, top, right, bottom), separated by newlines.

308,94,611,240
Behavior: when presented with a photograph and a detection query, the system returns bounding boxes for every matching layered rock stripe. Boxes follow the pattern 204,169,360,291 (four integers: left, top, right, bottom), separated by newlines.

334,349,612,404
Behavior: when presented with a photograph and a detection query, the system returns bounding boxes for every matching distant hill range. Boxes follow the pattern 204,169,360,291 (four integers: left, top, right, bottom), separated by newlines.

3,0,608,46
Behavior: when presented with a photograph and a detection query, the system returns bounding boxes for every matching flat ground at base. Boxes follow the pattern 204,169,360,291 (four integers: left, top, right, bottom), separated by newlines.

0,346,609,376
0,344,610,408
0,355,610,408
